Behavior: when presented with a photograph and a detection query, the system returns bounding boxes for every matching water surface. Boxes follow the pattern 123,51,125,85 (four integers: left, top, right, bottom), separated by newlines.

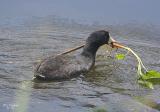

0,17,160,112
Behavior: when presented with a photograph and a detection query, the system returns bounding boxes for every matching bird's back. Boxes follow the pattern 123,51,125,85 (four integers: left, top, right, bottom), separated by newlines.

34,54,93,80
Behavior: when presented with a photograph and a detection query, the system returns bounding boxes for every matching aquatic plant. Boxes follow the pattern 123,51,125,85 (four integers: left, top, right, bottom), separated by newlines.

113,42,160,89
115,53,126,60
92,107,107,112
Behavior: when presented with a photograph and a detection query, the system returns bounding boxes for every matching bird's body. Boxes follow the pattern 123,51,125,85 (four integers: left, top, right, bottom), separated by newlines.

34,30,111,80
34,53,93,80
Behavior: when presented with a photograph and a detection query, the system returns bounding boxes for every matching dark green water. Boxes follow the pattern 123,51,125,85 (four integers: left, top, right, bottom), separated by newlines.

0,18,160,112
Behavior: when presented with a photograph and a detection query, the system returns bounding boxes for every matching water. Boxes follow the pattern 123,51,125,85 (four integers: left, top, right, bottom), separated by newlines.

0,17,160,112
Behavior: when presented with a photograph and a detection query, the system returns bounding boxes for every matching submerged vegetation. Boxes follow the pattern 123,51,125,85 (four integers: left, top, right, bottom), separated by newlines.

91,107,107,112
114,43,160,89
115,54,126,60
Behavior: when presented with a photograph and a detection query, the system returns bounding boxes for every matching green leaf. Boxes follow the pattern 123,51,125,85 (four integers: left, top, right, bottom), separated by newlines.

138,80,154,89
142,70,160,80
146,82,154,89
115,54,125,60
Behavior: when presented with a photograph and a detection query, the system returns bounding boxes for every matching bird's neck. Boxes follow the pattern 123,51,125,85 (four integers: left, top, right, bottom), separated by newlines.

81,42,99,61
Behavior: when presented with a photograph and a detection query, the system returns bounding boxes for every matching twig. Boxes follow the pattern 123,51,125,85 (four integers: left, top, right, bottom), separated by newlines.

57,44,85,56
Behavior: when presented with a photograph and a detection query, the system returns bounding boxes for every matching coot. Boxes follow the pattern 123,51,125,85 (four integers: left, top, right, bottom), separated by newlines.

34,30,113,80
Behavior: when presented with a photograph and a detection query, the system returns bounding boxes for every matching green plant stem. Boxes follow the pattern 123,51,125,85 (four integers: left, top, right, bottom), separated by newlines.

121,46,148,77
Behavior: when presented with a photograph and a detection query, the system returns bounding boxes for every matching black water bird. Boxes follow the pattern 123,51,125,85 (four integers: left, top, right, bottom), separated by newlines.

34,30,113,80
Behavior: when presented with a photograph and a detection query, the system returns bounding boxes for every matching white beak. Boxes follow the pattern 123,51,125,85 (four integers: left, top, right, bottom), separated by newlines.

108,33,116,44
